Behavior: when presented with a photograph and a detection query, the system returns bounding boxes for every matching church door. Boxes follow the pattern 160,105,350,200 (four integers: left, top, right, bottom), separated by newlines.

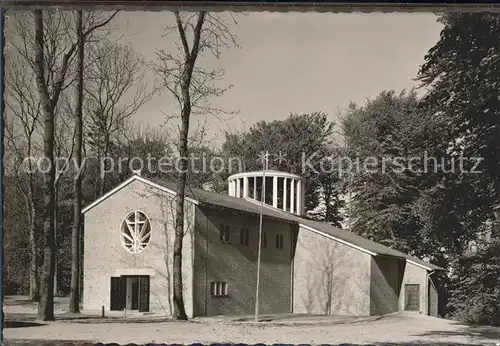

110,276,126,311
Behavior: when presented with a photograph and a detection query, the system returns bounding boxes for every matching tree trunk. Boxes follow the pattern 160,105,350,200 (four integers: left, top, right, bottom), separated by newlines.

172,62,197,320
27,190,39,301
171,11,205,321
173,95,190,321
324,185,333,222
34,9,56,321
26,142,39,301
53,184,58,297
69,10,84,314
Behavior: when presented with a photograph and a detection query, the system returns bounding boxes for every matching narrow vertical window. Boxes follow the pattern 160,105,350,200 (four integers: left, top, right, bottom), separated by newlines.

240,228,250,246
220,224,230,244
276,234,284,249
261,231,267,248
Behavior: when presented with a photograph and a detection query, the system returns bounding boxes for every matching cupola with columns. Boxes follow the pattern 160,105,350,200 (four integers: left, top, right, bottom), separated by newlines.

227,170,305,216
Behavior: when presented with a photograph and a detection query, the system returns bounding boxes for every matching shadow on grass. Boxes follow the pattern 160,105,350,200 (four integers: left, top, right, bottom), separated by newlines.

197,343,495,346
3,341,497,346
62,317,178,324
3,296,66,307
4,339,92,346
415,325,500,342
345,343,497,346
6,311,173,322
211,313,398,326
4,320,47,328
3,299,38,307
6,313,178,325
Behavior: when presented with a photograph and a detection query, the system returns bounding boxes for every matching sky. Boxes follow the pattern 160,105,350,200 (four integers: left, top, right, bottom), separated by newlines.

114,11,443,146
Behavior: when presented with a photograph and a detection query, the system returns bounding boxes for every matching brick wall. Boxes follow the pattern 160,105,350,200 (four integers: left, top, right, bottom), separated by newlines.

193,206,294,316
293,226,371,316
83,179,195,317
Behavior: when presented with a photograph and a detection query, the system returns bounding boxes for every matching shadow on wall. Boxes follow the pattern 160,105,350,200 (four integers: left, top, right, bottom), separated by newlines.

300,239,367,316
152,193,182,316
195,208,294,316
210,210,292,266
132,189,179,316
370,256,405,316
197,220,259,314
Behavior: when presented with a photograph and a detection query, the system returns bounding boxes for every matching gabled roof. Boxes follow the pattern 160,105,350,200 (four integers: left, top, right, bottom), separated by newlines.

81,175,199,214
83,174,444,271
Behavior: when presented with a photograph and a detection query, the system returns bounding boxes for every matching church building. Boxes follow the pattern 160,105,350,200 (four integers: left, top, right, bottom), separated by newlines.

82,170,442,318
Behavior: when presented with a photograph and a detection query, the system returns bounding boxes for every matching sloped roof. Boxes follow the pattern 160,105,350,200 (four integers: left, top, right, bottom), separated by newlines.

149,177,443,271
84,175,443,271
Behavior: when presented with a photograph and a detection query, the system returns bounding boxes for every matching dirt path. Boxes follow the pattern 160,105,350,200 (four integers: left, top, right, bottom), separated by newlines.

5,313,500,345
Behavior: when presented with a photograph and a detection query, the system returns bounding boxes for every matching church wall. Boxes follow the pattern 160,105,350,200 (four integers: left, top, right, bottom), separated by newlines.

192,206,295,316
293,225,372,316
83,179,195,317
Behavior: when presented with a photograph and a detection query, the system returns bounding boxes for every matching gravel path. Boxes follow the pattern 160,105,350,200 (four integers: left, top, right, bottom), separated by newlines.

5,313,500,345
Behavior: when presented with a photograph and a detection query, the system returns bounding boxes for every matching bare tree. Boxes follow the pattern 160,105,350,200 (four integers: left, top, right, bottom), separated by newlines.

68,10,84,314
5,10,108,302
151,12,238,319
33,9,58,321
84,38,155,197
115,121,173,180
4,49,43,301
31,9,118,321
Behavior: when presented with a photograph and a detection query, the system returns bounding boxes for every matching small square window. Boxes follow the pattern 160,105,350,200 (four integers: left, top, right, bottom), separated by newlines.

276,234,284,249
210,282,228,297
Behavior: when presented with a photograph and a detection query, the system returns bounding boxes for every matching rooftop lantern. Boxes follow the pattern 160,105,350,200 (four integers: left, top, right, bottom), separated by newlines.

227,170,305,216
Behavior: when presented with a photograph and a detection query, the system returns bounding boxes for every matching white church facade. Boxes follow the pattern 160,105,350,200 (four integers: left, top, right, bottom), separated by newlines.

82,171,442,317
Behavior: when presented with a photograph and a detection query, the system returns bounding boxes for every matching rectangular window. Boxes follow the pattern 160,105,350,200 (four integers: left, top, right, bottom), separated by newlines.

220,224,230,244
261,232,267,248
240,228,250,246
210,282,228,297
276,234,284,249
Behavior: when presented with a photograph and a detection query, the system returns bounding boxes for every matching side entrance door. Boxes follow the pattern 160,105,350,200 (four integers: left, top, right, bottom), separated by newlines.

110,276,126,311
138,275,150,312
404,284,420,311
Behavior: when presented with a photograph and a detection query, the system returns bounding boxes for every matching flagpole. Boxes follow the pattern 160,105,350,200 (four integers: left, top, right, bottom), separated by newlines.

0,8,6,343
254,150,268,322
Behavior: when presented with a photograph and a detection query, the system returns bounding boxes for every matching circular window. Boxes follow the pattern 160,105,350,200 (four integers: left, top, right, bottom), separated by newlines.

120,211,152,253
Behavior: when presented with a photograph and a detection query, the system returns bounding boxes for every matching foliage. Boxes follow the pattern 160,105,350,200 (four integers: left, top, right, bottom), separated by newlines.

221,112,343,223
447,238,500,326
341,90,445,255
416,12,500,326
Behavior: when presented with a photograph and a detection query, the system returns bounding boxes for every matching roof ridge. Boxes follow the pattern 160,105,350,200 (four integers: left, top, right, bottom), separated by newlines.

89,175,443,271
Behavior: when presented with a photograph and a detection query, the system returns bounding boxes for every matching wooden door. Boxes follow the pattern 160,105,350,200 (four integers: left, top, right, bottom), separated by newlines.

138,275,150,312
110,276,126,311
404,284,420,311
